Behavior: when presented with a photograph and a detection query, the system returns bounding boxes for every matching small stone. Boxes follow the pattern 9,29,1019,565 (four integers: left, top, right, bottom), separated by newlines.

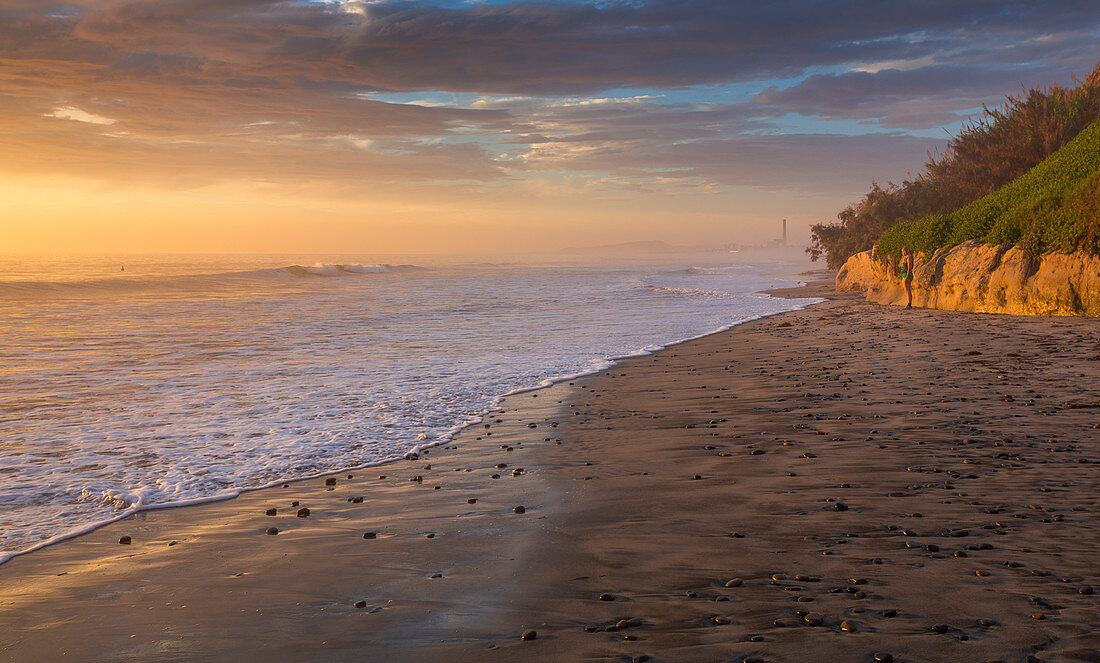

873,654,893,663
840,620,857,633
468,498,477,504
363,532,376,539
713,617,731,625
325,478,337,486
118,536,131,545
833,502,849,512
975,569,990,576
1079,586,1094,595
977,618,996,627
354,600,367,609
685,590,697,598
930,623,949,633
296,507,310,517
290,501,299,507
583,624,600,632
521,629,537,641
514,505,526,514
598,593,615,602
265,508,277,516
725,578,743,587
803,613,823,626
1030,613,1045,620
265,527,278,535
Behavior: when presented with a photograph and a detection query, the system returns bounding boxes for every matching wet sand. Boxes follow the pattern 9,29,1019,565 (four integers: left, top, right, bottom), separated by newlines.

2,280,1098,662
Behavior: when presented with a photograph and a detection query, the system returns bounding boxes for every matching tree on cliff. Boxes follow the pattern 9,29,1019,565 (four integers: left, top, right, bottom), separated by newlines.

808,62,1100,270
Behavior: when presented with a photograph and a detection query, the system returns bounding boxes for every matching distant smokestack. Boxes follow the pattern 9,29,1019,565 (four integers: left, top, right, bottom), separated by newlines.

782,219,787,246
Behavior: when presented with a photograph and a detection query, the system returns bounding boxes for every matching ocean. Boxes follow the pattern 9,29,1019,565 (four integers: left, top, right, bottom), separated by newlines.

0,252,820,563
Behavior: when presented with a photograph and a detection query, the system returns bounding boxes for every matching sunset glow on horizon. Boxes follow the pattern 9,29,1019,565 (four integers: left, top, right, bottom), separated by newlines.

2,0,1098,254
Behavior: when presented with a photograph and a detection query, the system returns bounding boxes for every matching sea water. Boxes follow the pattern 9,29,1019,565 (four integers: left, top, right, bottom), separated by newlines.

0,252,820,563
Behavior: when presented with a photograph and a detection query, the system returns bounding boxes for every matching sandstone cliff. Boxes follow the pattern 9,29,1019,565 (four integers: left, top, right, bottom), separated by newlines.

836,240,1100,316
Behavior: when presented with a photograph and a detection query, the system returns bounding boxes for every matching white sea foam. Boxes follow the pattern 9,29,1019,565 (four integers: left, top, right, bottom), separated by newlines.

0,255,821,564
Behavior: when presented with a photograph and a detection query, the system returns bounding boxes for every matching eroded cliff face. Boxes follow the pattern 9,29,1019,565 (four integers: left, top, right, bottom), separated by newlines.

836,240,1100,316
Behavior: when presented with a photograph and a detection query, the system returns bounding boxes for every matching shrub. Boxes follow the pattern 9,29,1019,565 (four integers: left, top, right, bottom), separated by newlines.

808,62,1100,268
876,118,1100,260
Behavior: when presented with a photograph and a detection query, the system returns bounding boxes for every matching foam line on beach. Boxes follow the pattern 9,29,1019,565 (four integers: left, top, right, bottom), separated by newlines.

0,287,823,567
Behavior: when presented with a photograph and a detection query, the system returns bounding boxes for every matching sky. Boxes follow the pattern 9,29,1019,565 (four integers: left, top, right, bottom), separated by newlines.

1,0,1098,254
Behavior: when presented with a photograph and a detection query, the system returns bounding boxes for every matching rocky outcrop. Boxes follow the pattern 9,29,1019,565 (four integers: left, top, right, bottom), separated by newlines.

836,240,1100,316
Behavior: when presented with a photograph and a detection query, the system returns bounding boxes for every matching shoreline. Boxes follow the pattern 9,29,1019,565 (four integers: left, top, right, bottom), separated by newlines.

3,279,1098,662
0,274,825,568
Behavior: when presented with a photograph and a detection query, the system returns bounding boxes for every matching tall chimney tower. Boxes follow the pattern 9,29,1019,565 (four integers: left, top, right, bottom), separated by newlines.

782,218,787,246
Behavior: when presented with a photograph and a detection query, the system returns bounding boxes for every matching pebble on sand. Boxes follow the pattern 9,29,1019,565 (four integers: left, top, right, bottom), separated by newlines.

324,478,337,486
118,536,131,545
514,506,526,513
297,507,311,517
266,527,278,535
725,578,743,587
265,508,277,515
363,532,377,539
521,629,537,641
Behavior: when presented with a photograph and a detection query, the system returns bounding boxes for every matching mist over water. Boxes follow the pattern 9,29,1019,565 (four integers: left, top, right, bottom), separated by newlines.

0,252,820,562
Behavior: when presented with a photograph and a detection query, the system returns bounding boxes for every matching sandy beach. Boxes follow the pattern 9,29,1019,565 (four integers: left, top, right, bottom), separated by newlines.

2,279,1098,663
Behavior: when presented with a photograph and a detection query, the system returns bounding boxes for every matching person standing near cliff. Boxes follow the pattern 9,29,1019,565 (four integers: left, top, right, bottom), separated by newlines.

900,246,915,308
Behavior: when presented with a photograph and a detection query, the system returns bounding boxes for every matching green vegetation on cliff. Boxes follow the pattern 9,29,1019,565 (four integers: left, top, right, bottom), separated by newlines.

808,63,1100,269
876,119,1100,259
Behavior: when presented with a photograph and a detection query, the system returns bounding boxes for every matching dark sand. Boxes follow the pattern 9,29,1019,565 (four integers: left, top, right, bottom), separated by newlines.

2,281,1098,663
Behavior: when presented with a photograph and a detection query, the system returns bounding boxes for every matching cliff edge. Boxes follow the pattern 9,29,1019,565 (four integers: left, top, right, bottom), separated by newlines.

836,240,1100,316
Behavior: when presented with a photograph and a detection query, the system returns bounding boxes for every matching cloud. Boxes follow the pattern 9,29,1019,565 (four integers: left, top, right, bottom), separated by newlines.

0,0,1097,197
46,106,117,125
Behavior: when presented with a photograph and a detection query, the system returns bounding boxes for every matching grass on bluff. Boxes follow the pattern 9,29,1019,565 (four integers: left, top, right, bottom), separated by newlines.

876,118,1100,260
